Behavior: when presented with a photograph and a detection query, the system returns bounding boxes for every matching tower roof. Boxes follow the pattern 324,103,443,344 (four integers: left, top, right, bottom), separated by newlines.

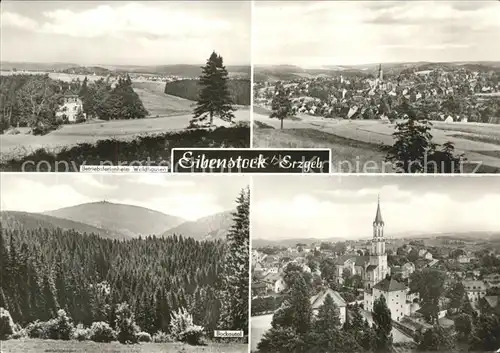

374,195,384,225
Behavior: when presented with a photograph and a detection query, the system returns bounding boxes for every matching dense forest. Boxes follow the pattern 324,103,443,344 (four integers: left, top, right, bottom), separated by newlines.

164,79,250,106
0,74,148,134
0,188,250,340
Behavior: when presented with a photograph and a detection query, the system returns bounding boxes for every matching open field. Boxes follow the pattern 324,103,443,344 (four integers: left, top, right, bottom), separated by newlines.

0,110,250,161
253,111,500,172
0,339,248,353
132,81,195,116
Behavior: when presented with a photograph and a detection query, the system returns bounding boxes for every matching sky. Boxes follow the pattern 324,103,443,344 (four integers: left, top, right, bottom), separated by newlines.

0,1,250,65
252,175,500,240
0,174,248,221
254,0,500,67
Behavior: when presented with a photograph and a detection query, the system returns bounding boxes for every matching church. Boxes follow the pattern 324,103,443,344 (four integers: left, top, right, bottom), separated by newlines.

362,197,418,322
335,197,417,322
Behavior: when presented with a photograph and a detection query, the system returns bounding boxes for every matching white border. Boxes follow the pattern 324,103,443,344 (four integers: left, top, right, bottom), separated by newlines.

250,0,255,149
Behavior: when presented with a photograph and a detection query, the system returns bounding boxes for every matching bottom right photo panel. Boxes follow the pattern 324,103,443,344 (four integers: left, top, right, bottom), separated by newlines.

250,175,500,353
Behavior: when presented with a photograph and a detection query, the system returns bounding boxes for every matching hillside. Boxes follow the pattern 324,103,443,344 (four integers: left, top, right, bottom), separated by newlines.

0,61,79,72
164,79,250,105
60,66,114,75
43,201,185,238
162,210,234,241
113,64,250,78
0,210,127,240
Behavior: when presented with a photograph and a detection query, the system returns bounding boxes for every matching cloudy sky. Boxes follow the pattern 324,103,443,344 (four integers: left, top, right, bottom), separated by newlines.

252,176,500,240
254,1,500,67
1,174,248,220
0,1,250,65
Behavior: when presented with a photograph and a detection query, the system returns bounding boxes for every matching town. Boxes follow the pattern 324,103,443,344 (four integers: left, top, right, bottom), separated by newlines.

251,196,500,353
254,63,500,124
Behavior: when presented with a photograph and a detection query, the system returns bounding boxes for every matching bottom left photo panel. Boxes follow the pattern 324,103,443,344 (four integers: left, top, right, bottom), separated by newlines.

0,173,250,353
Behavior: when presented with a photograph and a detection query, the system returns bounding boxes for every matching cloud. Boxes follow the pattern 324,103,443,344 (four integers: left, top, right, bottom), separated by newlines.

252,184,500,240
254,0,500,65
1,11,38,31
2,3,232,39
1,177,92,213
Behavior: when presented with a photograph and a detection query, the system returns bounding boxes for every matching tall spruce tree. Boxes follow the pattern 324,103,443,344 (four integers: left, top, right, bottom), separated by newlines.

218,187,249,335
191,51,235,127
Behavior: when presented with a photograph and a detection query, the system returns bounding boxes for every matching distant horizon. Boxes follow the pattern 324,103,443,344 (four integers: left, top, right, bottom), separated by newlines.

255,60,500,69
1,200,233,222
0,60,251,68
1,174,247,221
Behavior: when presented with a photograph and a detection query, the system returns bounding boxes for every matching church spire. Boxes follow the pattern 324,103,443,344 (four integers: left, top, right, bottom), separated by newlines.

374,195,384,226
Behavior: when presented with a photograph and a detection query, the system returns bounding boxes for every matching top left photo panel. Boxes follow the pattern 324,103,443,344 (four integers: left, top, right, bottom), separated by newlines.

0,0,251,172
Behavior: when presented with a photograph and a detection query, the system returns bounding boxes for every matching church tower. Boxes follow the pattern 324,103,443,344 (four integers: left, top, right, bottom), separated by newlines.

378,64,383,81
367,195,388,287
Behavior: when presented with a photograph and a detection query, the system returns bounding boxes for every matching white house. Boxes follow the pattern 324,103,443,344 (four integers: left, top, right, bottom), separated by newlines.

56,94,85,123
364,277,411,322
462,280,488,304
310,288,347,324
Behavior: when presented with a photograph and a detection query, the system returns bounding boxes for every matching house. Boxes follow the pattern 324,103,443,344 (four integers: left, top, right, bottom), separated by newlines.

462,280,489,304
364,277,412,322
484,273,500,288
482,295,499,311
418,249,433,260
457,254,470,264
56,94,85,122
252,282,267,297
310,288,347,324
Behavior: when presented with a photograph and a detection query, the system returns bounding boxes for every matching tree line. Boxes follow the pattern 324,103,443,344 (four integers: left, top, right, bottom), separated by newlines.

0,187,249,341
0,73,148,135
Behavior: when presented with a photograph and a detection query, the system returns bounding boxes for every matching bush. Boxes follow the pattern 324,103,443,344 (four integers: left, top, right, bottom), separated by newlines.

116,303,140,344
0,308,16,340
179,325,205,346
152,330,172,343
136,331,152,342
72,324,90,341
44,309,74,340
89,321,116,343
170,307,195,340
26,321,47,339
9,329,27,340
170,307,205,345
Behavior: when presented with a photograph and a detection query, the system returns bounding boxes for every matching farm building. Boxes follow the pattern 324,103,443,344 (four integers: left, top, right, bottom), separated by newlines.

56,95,85,123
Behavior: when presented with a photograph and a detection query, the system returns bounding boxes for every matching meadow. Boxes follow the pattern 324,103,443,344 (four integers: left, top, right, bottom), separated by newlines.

0,339,248,353
0,125,250,171
253,112,500,173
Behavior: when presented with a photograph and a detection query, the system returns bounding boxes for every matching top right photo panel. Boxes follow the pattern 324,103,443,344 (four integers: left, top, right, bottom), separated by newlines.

252,1,500,174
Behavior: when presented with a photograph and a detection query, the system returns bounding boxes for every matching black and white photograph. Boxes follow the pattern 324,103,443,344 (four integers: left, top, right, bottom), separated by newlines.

0,1,250,171
253,1,500,173
251,175,500,353
0,174,250,353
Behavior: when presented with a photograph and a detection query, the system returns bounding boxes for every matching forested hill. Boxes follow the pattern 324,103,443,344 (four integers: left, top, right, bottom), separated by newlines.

0,226,226,335
0,211,127,240
164,79,250,106
42,201,185,239
162,210,233,241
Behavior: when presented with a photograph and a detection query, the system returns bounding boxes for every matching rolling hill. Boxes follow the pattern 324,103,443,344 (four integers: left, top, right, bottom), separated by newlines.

43,201,185,238
162,210,234,241
0,211,127,240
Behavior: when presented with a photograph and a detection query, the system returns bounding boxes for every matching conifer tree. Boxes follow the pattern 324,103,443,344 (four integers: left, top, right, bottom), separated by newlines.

372,296,393,352
270,83,292,129
218,187,249,335
191,51,235,127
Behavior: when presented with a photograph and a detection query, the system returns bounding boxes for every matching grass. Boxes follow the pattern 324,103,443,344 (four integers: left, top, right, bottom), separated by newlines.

253,127,500,173
132,81,195,116
0,339,248,353
253,127,392,173
0,110,250,162
0,126,250,172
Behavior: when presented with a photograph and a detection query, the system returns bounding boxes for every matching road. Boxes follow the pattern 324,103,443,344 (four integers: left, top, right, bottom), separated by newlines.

254,112,500,170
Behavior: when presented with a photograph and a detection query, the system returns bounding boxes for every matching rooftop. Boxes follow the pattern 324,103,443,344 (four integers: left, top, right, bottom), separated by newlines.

310,288,346,309
374,277,407,292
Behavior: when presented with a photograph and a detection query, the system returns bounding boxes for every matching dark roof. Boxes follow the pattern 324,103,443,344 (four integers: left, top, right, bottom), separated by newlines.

374,278,407,292
334,255,357,265
374,196,384,225
355,256,369,266
366,265,378,272
310,288,346,309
